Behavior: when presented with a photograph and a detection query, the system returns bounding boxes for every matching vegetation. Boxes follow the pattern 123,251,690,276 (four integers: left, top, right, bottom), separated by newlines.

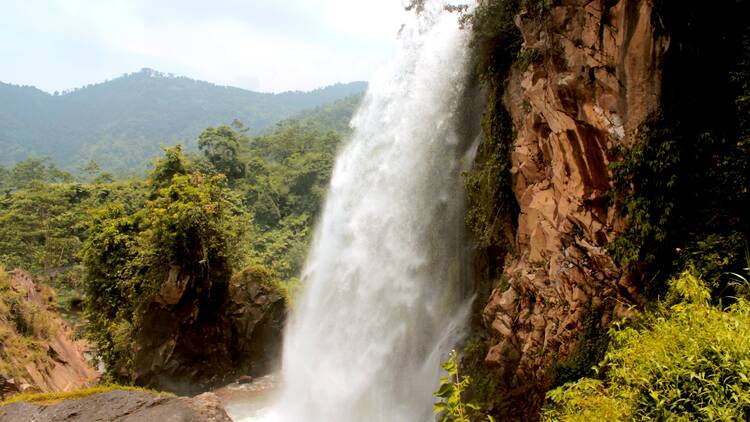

0,87,358,387
293,93,364,134
81,146,248,377
0,268,57,380
608,1,750,298
434,350,494,422
543,270,750,421
240,120,342,280
0,160,144,318
462,0,521,259
460,1,750,420
76,109,351,379
549,307,609,388
0,70,365,174
0,384,171,407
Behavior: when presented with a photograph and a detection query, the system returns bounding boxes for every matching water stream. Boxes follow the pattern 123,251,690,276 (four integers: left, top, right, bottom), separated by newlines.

242,2,479,420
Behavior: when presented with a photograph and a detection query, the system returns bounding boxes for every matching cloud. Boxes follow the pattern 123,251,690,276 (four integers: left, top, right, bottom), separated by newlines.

0,0,408,92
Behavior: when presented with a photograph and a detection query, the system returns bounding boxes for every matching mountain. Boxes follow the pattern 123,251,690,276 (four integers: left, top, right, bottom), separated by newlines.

290,92,364,135
0,68,366,174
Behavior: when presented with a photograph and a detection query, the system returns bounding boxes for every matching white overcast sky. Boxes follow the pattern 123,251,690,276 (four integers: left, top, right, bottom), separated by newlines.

0,0,409,93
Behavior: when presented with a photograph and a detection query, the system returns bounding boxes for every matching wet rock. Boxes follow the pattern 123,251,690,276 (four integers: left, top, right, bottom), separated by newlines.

236,375,254,385
227,267,286,379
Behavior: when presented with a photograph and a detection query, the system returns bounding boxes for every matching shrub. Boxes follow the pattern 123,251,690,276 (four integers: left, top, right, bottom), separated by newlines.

543,270,750,421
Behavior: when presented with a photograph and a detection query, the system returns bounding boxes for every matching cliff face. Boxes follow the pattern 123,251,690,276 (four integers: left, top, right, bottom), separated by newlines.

0,270,99,398
473,0,669,416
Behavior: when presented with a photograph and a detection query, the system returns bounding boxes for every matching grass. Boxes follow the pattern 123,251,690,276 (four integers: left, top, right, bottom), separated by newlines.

0,384,173,407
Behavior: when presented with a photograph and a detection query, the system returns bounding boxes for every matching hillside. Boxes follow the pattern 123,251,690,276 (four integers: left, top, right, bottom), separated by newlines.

0,69,366,174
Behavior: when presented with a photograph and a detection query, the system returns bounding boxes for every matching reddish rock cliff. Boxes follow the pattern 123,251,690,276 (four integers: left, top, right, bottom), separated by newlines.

475,0,669,416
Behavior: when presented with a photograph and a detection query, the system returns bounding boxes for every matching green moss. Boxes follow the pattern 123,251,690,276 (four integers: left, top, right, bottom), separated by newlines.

464,84,518,253
460,338,510,419
463,0,524,286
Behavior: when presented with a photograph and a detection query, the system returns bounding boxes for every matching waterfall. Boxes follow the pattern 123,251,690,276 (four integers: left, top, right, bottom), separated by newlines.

245,1,479,420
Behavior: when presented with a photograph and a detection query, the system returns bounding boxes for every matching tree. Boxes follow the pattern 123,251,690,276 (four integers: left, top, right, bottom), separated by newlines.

6,158,73,191
82,146,248,380
197,125,247,185
0,165,9,196
149,145,188,191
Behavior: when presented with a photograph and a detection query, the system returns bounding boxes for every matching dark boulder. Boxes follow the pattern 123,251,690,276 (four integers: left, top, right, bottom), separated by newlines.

128,265,285,395
228,266,286,378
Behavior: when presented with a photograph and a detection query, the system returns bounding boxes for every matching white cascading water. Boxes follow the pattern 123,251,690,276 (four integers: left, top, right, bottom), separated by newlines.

247,1,479,421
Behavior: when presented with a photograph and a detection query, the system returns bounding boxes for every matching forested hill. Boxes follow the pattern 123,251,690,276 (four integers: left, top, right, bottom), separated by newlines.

0,68,366,174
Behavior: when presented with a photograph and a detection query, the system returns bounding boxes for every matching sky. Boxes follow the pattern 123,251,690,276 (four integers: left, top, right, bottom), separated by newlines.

0,0,408,93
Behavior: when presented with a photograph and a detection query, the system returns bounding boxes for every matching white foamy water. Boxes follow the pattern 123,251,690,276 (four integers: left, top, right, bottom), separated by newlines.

242,2,478,421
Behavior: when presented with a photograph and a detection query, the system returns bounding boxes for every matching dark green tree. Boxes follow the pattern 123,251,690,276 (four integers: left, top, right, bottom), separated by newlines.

197,125,247,185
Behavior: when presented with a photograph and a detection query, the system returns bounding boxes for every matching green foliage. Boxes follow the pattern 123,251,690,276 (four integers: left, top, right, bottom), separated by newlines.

543,270,750,421
0,186,84,274
197,123,248,184
728,254,750,300
459,339,509,419
292,93,363,135
463,86,517,252
1,92,353,382
434,350,481,422
469,0,522,82
0,179,142,278
0,158,73,194
148,145,189,189
550,307,609,388
230,264,297,305
462,0,523,279
82,146,247,378
239,121,342,281
607,2,749,298
0,73,366,174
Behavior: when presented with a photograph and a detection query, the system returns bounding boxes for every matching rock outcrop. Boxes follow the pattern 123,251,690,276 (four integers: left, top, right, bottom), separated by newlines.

474,0,669,417
130,266,285,395
0,389,232,422
0,270,99,399
227,267,286,378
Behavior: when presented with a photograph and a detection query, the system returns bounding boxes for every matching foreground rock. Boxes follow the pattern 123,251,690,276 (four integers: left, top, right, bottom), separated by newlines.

0,390,232,422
